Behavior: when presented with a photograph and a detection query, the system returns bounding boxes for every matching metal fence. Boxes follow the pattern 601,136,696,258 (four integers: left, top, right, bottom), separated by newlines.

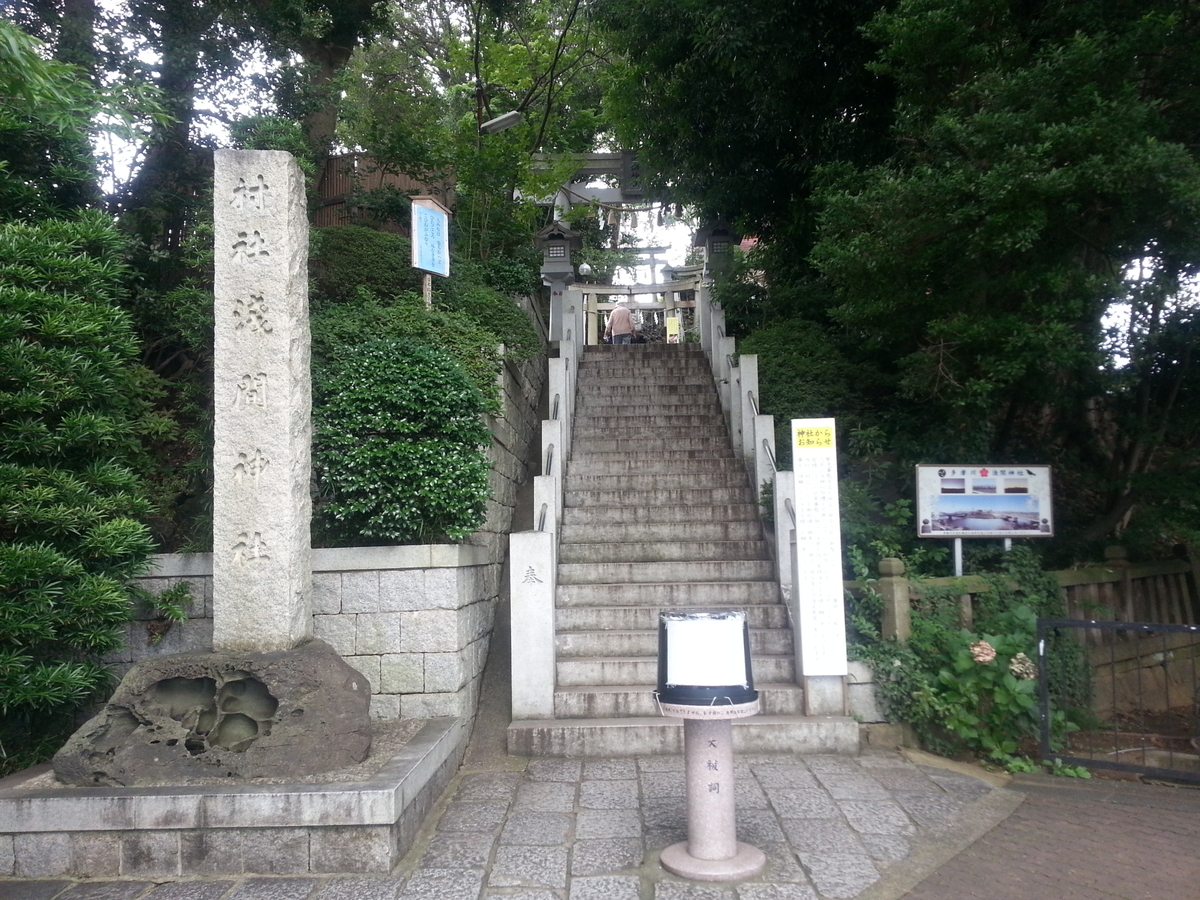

1038,618,1200,782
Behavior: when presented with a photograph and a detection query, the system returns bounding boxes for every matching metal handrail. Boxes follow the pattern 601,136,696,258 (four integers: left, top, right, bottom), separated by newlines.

726,354,737,371
544,443,555,476
785,497,796,526
537,502,548,533
762,437,778,472
551,393,560,420
748,390,760,416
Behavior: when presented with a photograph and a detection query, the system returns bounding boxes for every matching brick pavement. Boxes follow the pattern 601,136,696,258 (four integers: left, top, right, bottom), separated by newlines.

901,775,1200,900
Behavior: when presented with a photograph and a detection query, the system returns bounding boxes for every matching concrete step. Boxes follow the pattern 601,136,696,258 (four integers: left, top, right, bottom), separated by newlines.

558,559,774,585
560,505,761,527
556,628,791,658
570,437,733,454
556,654,795,686
566,451,734,465
576,403,720,418
557,540,768,565
575,413,727,431
559,520,764,544
558,580,780,607
577,384,714,399
567,457,745,477
554,684,805,718
564,487,754,508
506,715,861,757
565,471,749,493
556,604,789,632
578,376,716,389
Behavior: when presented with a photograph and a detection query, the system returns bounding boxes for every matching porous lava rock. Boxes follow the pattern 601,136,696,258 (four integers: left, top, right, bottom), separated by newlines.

53,639,372,786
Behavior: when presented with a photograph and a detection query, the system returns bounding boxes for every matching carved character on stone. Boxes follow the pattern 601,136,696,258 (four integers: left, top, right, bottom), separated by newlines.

231,174,270,212
232,294,273,332
232,372,268,409
231,230,270,261
231,531,270,565
233,449,269,486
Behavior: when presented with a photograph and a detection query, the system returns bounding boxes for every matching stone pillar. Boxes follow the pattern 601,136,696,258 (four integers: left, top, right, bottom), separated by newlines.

212,150,313,652
878,557,912,643
510,530,556,719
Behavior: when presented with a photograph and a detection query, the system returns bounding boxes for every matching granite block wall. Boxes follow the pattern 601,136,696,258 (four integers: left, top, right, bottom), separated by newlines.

112,349,544,721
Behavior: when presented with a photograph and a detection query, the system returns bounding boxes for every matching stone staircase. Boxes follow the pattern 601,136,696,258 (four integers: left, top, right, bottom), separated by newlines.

507,344,858,756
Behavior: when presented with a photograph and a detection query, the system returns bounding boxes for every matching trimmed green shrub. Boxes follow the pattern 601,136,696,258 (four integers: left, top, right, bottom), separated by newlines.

313,339,493,544
310,226,422,304
435,278,541,362
0,215,157,772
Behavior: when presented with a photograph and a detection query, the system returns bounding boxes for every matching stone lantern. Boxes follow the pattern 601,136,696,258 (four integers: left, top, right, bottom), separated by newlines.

693,222,741,276
537,221,583,341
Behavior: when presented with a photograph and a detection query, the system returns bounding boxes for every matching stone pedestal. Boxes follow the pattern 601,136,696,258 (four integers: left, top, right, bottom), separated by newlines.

212,150,312,652
659,702,766,882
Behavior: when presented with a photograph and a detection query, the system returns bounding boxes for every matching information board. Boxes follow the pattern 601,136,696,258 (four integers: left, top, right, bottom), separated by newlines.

790,418,848,677
916,465,1053,538
411,197,450,277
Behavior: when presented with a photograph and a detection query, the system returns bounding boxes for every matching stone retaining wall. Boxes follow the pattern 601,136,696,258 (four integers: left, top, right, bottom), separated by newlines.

113,352,545,722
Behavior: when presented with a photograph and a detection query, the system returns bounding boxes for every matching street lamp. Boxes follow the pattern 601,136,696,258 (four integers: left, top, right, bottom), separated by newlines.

479,111,523,134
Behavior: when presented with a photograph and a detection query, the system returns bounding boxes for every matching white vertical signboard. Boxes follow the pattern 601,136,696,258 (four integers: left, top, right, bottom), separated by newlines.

790,418,848,676
410,196,450,277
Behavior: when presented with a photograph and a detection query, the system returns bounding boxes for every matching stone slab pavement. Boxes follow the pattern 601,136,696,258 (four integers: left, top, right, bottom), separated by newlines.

5,739,1200,900
0,745,1020,900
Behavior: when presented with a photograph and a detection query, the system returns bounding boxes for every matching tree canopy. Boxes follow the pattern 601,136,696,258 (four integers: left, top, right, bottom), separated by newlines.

598,0,1200,562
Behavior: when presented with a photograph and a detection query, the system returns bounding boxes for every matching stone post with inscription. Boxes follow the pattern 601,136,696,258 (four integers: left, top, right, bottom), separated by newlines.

212,150,313,652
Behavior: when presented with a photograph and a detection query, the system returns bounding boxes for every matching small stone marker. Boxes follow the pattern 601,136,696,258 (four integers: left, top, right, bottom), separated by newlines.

212,150,313,652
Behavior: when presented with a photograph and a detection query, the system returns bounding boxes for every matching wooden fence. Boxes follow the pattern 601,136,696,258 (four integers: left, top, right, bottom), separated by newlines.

315,154,455,232
856,550,1200,643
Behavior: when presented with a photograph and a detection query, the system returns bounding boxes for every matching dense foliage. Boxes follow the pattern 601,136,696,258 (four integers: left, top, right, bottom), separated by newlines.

313,340,493,543
850,548,1090,767
601,0,1200,565
0,216,158,772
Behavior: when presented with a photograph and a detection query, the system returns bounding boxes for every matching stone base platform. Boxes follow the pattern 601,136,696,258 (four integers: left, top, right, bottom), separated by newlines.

0,717,468,878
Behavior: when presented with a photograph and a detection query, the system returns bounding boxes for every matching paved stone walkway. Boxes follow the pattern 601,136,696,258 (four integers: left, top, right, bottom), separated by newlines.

0,749,1007,900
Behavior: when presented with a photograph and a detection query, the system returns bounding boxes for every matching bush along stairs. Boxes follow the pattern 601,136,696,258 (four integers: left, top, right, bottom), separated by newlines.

507,344,858,756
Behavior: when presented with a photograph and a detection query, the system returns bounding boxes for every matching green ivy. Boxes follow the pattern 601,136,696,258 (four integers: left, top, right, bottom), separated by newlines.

313,339,493,545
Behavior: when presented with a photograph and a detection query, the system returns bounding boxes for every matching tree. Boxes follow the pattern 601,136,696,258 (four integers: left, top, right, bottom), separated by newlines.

595,0,894,253
810,0,1200,556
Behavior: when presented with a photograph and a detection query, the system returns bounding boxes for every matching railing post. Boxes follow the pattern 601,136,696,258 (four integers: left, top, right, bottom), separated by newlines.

739,355,759,464
878,558,911,643
509,530,556,719
774,476,795,607
541,418,563,478
533,474,560,536
753,414,776,506
697,280,712,360
548,356,570,459
717,335,736,425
